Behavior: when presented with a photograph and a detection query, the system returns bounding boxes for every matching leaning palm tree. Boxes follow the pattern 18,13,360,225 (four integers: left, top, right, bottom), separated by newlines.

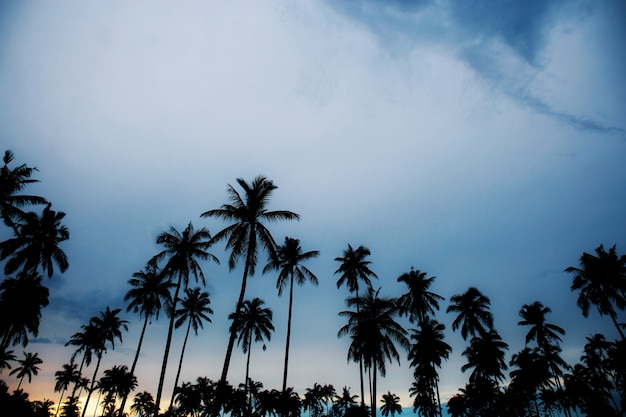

200,175,299,383
397,268,444,325
339,287,409,417
54,363,81,417
0,203,69,278
0,149,48,232
263,236,319,392
119,260,173,416
380,391,402,417
131,391,155,417
518,301,565,349
335,244,378,406
81,307,129,417
230,297,274,413
10,351,42,389
565,244,626,340
169,287,213,409
149,222,217,416
446,287,494,340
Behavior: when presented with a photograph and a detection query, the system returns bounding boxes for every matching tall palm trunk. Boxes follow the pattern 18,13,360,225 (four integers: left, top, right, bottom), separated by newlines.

154,274,183,417
282,271,295,393
355,290,365,407
118,313,150,417
370,360,377,417
55,388,66,417
220,244,254,383
170,317,192,410
245,331,252,415
608,310,626,340
81,353,102,417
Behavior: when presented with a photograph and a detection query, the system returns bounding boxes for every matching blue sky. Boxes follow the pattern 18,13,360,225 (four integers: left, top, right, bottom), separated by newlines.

1,0,625,414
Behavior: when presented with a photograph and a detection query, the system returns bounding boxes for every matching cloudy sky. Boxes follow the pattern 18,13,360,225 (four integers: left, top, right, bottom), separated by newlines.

1,0,625,414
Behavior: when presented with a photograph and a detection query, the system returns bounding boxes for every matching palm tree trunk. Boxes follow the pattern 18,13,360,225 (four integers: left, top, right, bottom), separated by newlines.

435,378,442,417
118,313,150,417
81,353,102,417
17,375,24,390
154,274,183,417
609,310,626,340
71,355,86,399
245,331,252,416
220,258,251,383
170,318,192,410
55,388,65,417
282,272,294,393
370,361,377,417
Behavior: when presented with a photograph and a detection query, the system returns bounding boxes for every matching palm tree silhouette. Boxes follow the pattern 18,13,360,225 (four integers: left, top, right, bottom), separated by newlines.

54,363,81,417
131,391,155,417
0,150,48,233
518,301,565,349
461,329,509,385
81,307,128,417
10,351,42,389
447,287,494,340
397,268,444,325
335,244,378,406
408,319,452,417
170,287,213,409
97,365,137,416
149,222,217,416
201,175,298,384
333,386,358,416
339,287,408,417
380,391,402,417
119,260,173,416
65,322,101,399
263,236,319,393
0,203,69,278
0,347,16,372
0,271,49,349
230,297,274,413
565,244,626,340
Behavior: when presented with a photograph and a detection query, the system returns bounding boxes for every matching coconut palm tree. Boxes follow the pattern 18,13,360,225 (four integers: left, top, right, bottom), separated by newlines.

0,203,69,278
131,391,155,417
97,365,137,416
335,244,378,406
119,260,173,416
332,386,358,416
263,236,319,392
0,271,49,349
170,287,213,409
81,307,128,417
201,175,299,384
447,287,494,340
65,322,101,399
54,363,81,417
408,319,452,417
518,301,565,349
149,222,217,416
397,268,444,325
461,329,509,385
380,391,402,417
339,287,409,417
0,347,16,372
230,297,274,413
0,149,48,232
10,351,42,389
565,244,626,340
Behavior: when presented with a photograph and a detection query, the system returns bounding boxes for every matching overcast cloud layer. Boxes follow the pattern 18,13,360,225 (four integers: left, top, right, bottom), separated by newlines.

1,0,625,412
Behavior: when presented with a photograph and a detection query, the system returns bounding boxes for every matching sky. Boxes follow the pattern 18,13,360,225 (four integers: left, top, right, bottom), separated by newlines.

1,0,625,415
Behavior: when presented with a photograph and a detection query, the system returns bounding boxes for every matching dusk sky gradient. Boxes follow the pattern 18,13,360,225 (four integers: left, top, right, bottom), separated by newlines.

1,0,625,415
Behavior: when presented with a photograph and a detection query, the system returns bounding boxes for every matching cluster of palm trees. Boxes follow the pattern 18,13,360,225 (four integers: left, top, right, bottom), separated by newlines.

1,149,625,417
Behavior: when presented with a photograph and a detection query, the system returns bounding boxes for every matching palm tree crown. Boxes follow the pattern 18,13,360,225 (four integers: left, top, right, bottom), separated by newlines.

447,287,494,340
397,268,444,325
335,244,377,294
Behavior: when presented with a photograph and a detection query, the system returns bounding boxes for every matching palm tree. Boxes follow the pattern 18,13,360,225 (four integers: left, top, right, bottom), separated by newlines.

338,287,409,417
0,149,48,232
230,297,274,413
119,260,173,416
170,287,213,409
0,271,49,349
81,307,128,417
0,347,16,372
565,244,626,340
131,391,155,417
332,386,358,416
201,175,299,384
0,203,69,277
518,301,565,349
149,222,217,416
335,244,378,405
263,236,319,392
461,329,509,385
65,322,101,399
447,287,494,340
397,268,444,325
54,363,81,417
408,319,452,417
10,351,42,389
380,391,402,417
98,365,137,415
